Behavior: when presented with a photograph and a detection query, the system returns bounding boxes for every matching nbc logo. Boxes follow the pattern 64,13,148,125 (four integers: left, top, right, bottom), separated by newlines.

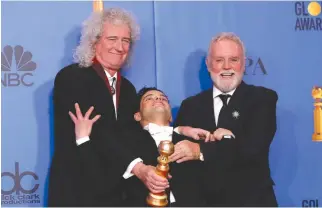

1,45,36,87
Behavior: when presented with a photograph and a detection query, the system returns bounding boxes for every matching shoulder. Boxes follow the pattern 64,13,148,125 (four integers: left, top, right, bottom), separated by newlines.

54,63,92,83
121,76,137,92
244,83,278,103
181,88,213,106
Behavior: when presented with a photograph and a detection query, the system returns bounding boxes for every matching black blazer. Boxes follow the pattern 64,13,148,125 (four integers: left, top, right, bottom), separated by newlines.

122,125,207,207
174,81,278,207
48,63,138,207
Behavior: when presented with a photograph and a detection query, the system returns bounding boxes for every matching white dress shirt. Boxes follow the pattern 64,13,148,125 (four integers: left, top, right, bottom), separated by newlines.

76,70,117,146
104,70,117,119
212,86,236,125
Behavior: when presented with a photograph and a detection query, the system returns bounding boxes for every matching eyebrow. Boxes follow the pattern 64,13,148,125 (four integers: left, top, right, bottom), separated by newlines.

142,93,168,100
142,93,153,100
106,36,131,41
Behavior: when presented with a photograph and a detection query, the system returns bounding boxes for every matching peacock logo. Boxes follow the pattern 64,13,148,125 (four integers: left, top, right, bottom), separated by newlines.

1,45,36,87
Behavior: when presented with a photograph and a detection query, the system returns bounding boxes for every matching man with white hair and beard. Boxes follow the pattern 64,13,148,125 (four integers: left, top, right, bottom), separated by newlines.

169,32,278,207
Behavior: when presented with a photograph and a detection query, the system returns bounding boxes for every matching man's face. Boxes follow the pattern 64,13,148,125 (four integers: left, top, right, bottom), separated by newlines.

95,22,131,71
135,90,172,123
206,39,245,93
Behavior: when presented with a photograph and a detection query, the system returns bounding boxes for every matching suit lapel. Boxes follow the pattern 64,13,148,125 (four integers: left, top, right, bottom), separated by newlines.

218,81,248,128
201,89,217,130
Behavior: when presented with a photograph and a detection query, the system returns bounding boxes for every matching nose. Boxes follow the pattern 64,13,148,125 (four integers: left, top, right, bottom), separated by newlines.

223,59,231,69
114,39,124,52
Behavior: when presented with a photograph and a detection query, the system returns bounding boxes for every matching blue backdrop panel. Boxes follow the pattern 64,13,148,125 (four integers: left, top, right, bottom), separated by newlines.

153,2,322,206
1,1,156,207
1,1,322,207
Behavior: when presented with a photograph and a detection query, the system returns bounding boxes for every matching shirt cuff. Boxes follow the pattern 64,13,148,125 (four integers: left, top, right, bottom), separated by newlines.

173,127,180,134
170,191,176,203
123,158,143,179
76,136,90,146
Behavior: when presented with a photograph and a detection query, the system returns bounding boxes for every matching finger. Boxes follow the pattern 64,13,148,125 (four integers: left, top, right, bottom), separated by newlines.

68,111,77,123
176,140,184,146
169,151,179,162
176,156,191,163
192,134,200,140
214,131,222,141
204,134,210,142
169,151,184,162
198,129,210,136
91,115,101,123
151,182,168,190
150,186,164,194
168,173,172,179
210,134,216,142
84,106,94,119
150,173,168,184
75,103,83,119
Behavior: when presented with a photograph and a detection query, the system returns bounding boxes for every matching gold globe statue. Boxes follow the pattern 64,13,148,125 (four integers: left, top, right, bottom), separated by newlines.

312,86,322,142
146,140,174,207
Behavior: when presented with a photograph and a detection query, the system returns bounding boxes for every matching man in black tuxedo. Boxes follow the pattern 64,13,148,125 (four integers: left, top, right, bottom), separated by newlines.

69,87,208,207
170,32,278,207
47,8,167,207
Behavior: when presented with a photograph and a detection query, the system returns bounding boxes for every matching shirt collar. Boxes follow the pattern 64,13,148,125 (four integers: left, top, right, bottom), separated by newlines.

213,85,236,98
104,70,118,81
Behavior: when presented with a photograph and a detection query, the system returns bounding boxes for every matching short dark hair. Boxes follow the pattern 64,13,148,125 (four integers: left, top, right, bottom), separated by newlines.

136,87,168,112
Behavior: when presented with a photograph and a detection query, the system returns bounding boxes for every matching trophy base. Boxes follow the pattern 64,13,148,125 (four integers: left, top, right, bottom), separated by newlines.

313,133,322,141
146,192,168,207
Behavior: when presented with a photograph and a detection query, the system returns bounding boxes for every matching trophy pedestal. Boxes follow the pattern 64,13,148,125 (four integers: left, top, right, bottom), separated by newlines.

313,133,322,141
146,192,168,207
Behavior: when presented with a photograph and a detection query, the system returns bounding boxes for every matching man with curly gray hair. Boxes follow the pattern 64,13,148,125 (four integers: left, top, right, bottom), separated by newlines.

48,8,164,207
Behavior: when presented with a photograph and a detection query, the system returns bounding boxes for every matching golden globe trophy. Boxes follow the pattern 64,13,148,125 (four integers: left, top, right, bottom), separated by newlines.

312,86,322,142
146,140,174,207
93,0,103,12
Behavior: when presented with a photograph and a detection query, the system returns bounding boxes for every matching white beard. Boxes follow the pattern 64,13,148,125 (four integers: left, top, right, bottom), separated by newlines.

210,72,242,93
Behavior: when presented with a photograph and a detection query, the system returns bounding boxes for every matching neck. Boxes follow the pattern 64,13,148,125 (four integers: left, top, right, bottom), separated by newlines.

104,68,118,77
141,118,170,127
95,56,119,76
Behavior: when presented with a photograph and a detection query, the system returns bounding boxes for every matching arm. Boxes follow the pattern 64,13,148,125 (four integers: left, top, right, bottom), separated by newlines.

200,90,278,165
53,69,136,180
69,104,169,194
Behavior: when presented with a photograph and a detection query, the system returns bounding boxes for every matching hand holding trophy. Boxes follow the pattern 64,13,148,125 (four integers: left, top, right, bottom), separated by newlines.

146,140,174,207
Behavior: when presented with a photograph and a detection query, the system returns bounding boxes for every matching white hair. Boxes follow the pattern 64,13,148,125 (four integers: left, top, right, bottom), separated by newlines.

208,32,246,57
74,8,140,68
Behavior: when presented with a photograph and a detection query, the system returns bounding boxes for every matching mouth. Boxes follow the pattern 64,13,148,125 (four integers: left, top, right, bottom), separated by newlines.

153,102,166,108
220,72,235,79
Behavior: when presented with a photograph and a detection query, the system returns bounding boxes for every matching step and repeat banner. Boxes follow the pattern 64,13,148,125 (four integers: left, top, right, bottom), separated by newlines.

2,1,322,207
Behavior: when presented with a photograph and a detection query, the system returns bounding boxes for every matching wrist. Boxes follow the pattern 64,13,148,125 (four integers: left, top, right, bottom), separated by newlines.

76,134,89,140
194,143,201,160
132,162,144,177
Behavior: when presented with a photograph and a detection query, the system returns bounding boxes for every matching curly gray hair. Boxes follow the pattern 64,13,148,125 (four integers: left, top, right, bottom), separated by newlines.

74,8,140,68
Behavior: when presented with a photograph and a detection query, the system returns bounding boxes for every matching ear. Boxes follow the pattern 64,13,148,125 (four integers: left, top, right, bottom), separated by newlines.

205,57,211,72
134,112,141,122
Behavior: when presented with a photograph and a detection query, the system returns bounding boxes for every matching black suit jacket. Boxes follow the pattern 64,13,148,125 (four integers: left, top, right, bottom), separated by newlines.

48,63,138,207
122,125,206,207
174,81,278,207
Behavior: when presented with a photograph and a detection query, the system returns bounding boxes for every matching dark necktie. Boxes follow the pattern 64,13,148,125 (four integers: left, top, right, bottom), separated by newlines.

217,94,231,126
110,77,116,95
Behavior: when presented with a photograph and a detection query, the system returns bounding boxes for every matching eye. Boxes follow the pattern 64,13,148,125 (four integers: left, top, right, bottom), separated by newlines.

231,58,238,62
122,39,131,44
